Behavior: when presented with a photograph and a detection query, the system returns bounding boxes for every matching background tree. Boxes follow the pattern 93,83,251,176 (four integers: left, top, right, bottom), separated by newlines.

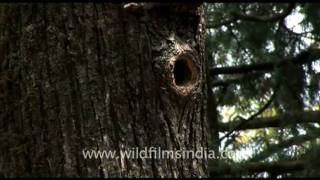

0,3,208,177
205,3,320,178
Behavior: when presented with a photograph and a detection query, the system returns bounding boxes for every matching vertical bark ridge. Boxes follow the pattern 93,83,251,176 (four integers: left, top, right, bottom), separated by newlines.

44,4,67,177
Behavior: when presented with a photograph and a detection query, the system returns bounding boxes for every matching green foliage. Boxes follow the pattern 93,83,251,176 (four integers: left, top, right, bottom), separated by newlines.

206,3,320,177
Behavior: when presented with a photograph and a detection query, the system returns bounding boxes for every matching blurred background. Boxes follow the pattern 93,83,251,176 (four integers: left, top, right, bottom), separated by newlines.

204,3,320,178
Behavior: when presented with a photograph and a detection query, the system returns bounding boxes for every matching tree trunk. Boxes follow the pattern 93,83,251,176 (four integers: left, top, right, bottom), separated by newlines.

0,3,208,178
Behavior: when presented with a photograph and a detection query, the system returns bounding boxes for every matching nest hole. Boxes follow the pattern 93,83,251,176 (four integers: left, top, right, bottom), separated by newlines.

173,56,197,86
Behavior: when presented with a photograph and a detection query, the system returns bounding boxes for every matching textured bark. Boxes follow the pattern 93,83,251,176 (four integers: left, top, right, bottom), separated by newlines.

0,3,208,178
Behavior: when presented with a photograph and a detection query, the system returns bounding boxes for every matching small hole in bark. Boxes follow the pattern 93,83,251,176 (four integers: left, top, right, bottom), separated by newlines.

173,56,197,86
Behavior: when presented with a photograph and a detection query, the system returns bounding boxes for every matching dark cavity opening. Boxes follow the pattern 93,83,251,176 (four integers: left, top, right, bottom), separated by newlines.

173,58,192,86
